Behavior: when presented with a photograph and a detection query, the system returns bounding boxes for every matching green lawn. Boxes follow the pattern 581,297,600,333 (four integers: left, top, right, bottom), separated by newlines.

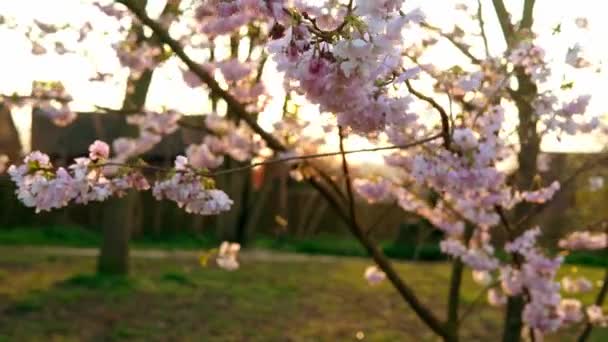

0,248,607,341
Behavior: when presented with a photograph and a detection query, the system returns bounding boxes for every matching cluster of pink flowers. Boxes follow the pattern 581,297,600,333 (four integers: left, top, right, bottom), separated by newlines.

353,178,393,203
185,114,266,170
8,142,150,213
112,110,182,162
196,0,284,37
37,103,77,127
561,276,593,294
115,41,162,78
519,181,560,204
502,228,585,333
152,156,232,215
558,231,608,250
268,1,425,134
586,305,608,326
8,140,233,216
1,81,77,127
509,42,549,82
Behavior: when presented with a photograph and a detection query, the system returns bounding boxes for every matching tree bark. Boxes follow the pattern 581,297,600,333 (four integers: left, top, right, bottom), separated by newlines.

98,191,137,274
97,0,155,274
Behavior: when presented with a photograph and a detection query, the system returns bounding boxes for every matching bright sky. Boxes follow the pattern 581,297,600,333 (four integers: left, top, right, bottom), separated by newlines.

1,0,607,156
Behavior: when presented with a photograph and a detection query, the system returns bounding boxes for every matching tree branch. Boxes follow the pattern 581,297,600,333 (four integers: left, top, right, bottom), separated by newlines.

491,0,515,48
336,127,450,339
421,23,481,65
476,0,491,57
446,224,474,338
516,154,608,229
405,80,452,150
521,0,536,30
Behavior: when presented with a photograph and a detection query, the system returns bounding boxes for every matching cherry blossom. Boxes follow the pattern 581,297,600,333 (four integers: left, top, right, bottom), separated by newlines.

559,231,607,250
216,241,241,271
364,265,386,285
561,276,593,294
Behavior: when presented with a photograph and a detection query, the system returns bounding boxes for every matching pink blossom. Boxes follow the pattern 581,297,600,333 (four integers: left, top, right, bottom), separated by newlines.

520,181,560,204
472,270,493,286
559,231,607,250
452,128,478,150
353,178,392,203
364,265,386,285
216,241,240,271
587,305,608,326
487,288,507,307
558,299,583,325
561,276,593,294
88,140,110,161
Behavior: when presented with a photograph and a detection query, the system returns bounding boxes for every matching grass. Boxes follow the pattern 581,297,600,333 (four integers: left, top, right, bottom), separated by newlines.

0,249,607,341
1,226,608,267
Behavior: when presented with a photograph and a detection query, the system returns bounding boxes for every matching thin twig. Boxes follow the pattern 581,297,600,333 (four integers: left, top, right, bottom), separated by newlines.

421,22,481,65
516,154,608,229
458,281,499,323
476,0,491,57
210,133,441,177
405,80,452,150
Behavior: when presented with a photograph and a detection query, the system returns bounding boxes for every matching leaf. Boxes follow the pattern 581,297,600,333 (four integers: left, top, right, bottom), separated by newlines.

275,215,288,228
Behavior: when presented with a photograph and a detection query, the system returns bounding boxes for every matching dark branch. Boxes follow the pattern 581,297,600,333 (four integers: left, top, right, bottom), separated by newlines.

476,0,491,57
491,0,515,48
405,80,452,150
521,0,536,30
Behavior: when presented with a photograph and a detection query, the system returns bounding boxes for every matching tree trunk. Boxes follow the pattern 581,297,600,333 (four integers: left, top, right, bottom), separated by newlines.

98,192,137,275
97,39,153,275
0,105,23,160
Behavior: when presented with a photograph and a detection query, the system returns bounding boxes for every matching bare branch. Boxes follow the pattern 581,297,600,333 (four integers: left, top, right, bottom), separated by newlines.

210,134,441,177
516,154,608,229
491,0,515,48
476,0,491,57
421,22,481,64
405,80,452,150
521,0,536,30
335,127,450,339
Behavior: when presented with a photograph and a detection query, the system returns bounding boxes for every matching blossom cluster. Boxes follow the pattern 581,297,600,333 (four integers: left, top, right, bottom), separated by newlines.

8,142,232,216
152,156,233,215
502,228,582,333
268,1,425,134
1,81,77,127
8,143,149,213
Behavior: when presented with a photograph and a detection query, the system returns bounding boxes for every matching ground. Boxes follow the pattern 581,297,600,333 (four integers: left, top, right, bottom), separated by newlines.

0,246,606,341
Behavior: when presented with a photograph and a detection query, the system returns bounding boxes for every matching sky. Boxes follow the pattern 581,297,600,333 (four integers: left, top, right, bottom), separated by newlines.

1,0,607,156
